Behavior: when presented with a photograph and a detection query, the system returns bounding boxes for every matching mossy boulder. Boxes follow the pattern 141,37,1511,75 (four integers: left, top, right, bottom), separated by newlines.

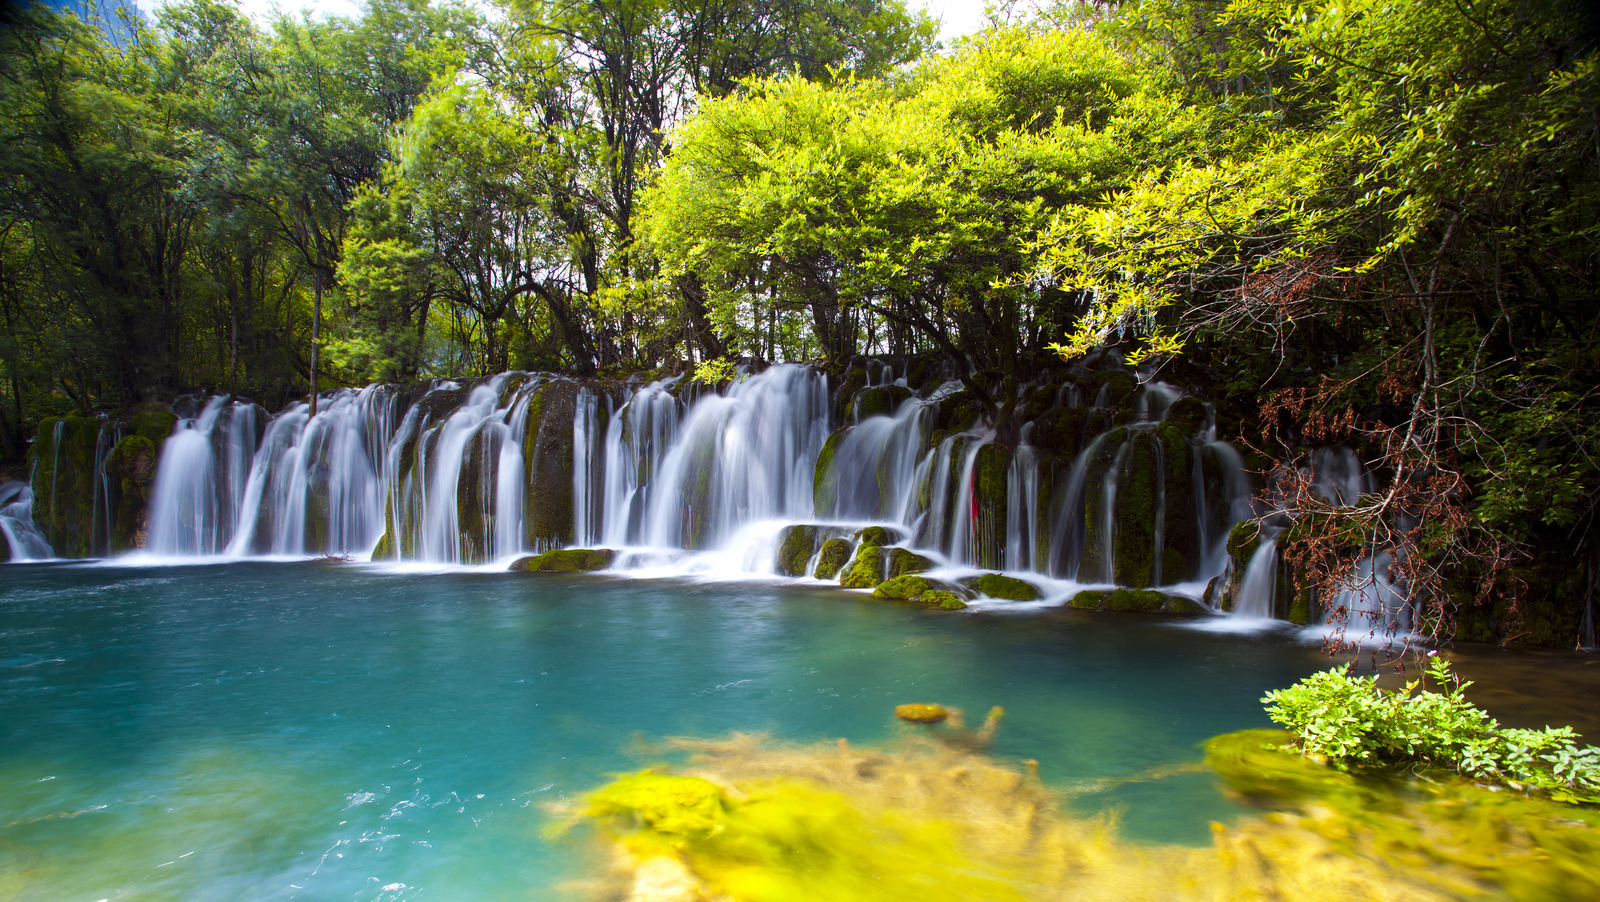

927,591,968,610
853,385,910,421
873,575,938,600
1088,369,1138,411
775,525,821,577
1227,520,1264,565
854,525,893,548
510,548,616,572
812,538,853,580
1028,405,1088,460
886,546,934,579
965,572,1043,601
1069,588,1206,615
1164,396,1208,435
840,545,887,589
1069,590,1106,610
1078,428,1127,581
103,433,159,551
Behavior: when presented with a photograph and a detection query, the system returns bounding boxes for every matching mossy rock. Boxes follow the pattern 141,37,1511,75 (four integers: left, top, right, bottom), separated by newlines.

1104,588,1168,612
854,386,896,420
854,525,893,548
840,546,887,589
103,433,159,552
1164,396,1208,434
1227,520,1264,565
886,546,934,579
813,538,853,580
1028,405,1088,460
873,575,938,601
1088,369,1138,410
1069,590,1106,610
775,525,821,577
1078,428,1127,581
1163,596,1208,615
371,531,395,561
1156,423,1199,583
510,548,617,573
813,429,847,514
29,415,105,558
971,443,1011,570
927,591,968,610
965,573,1043,601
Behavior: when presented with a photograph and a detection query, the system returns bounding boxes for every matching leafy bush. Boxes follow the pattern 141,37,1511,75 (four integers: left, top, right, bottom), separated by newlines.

1263,657,1600,803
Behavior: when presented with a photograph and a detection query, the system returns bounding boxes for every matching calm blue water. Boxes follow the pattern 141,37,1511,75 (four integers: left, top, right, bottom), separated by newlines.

1,563,1325,900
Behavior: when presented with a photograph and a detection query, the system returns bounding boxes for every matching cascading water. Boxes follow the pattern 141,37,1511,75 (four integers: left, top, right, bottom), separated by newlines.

0,481,52,560
147,396,262,556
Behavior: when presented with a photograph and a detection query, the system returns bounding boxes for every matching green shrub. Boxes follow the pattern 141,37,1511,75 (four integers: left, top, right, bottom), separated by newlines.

1263,657,1600,803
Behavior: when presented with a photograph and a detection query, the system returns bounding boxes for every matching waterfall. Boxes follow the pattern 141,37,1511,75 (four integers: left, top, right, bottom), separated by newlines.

228,386,397,557
0,482,52,560
1004,436,1040,572
1232,535,1280,619
147,396,262,556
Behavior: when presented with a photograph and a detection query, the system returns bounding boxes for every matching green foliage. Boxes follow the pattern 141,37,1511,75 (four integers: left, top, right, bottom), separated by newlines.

1263,658,1600,803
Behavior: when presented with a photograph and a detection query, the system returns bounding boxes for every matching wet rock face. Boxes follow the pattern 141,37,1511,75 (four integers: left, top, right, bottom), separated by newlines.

775,525,822,577
964,573,1043,601
813,538,853,580
523,380,582,550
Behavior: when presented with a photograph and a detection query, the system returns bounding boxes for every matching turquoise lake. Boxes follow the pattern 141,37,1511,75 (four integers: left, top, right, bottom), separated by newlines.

1,563,1331,900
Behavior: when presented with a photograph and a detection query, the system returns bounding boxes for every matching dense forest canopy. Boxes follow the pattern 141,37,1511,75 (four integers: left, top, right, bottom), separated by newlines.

1,0,1597,634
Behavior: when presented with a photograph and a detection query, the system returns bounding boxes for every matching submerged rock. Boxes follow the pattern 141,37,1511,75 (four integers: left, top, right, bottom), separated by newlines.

1068,588,1207,615
894,703,950,723
510,548,616,573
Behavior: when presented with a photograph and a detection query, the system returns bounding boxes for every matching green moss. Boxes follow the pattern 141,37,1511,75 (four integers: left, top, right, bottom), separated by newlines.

775,525,821,577
840,545,887,589
966,573,1043,601
813,429,847,514
1089,369,1137,410
128,406,178,444
812,538,853,580
1069,589,1105,610
370,531,394,561
29,415,104,557
854,525,892,548
1163,596,1208,615
1164,396,1207,434
510,548,617,572
1112,431,1159,587
104,433,158,552
886,546,934,578
1287,597,1312,625
1028,406,1088,460
1104,588,1167,612
929,592,968,610
1226,520,1263,564
855,386,894,420
873,574,937,600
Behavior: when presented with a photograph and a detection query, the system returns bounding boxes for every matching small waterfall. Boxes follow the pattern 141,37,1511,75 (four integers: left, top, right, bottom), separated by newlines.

944,432,993,567
817,397,928,522
572,387,611,546
600,380,684,547
0,481,52,560
1004,436,1041,572
1232,535,1280,619
147,396,262,556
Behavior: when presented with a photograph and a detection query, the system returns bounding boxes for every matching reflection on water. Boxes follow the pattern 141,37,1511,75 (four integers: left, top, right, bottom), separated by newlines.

2,562,1597,900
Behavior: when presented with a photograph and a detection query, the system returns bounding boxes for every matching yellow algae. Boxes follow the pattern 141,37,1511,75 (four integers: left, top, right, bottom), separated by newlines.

558,726,1600,902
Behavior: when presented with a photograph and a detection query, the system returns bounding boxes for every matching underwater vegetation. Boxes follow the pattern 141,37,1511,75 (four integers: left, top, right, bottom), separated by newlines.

557,706,1600,902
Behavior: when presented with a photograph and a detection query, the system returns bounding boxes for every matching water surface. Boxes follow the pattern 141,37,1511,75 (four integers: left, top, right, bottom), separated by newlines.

2,562,1328,900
